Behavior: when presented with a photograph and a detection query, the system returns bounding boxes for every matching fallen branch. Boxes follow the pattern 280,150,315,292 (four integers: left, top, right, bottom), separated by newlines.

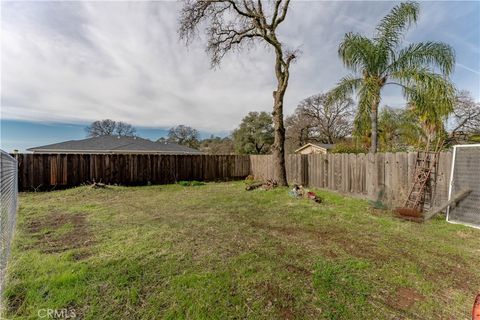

245,179,277,191
245,182,264,191
424,189,472,221
91,182,107,189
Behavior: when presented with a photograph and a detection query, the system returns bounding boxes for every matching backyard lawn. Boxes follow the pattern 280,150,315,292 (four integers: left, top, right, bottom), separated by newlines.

4,182,479,319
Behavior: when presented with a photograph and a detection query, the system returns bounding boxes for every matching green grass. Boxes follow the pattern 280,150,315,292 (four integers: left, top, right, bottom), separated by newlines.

3,182,479,319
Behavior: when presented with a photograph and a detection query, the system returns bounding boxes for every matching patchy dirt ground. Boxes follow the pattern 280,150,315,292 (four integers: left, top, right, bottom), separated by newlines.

388,287,425,310
26,213,93,254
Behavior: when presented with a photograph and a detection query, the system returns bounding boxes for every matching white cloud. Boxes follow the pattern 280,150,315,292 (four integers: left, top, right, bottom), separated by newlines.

1,1,479,132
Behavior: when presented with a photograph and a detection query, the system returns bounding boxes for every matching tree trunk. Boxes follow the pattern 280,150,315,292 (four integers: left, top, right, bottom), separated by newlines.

369,98,379,153
272,88,288,186
270,39,293,186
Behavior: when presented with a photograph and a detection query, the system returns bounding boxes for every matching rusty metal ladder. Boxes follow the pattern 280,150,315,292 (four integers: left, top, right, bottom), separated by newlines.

404,151,438,211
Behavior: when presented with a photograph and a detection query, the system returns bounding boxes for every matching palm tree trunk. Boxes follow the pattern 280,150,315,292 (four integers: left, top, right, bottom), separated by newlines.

370,97,380,153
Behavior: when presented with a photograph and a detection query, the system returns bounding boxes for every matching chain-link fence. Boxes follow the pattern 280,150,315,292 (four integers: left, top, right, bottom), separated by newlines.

0,150,18,307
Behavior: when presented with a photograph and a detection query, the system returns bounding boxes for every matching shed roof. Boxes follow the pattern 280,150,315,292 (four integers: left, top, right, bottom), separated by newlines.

294,143,335,153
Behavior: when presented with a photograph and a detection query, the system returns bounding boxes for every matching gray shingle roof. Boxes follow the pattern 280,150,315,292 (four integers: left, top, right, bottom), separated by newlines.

27,136,203,154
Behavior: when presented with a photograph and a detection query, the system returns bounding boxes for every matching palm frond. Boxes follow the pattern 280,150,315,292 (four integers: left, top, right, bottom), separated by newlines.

388,41,455,76
375,1,419,50
353,77,381,137
391,66,456,118
353,89,372,138
401,108,426,146
338,33,378,73
327,75,363,103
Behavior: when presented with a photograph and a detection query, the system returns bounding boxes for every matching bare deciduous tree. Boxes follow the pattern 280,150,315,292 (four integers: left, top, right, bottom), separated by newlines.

86,119,136,137
451,91,480,135
285,111,315,152
179,0,297,185
285,93,354,151
115,122,137,137
296,93,355,144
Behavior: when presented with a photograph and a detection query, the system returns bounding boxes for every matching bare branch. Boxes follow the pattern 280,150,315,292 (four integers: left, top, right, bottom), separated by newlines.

270,0,282,27
207,23,261,66
179,0,294,67
450,91,480,135
273,0,290,28
226,0,256,18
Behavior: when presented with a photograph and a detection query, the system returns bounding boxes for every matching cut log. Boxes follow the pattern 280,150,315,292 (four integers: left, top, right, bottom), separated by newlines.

245,182,265,191
424,189,472,221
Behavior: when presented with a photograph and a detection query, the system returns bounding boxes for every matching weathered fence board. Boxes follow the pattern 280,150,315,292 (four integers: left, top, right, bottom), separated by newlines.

14,154,251,191
250,152,452,207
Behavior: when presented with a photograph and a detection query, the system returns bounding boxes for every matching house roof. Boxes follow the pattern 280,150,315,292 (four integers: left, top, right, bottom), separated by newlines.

27,136,203,154
295,143,335,153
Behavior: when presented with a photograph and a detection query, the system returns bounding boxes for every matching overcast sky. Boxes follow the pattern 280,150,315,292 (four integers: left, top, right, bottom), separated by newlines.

1,1,479,151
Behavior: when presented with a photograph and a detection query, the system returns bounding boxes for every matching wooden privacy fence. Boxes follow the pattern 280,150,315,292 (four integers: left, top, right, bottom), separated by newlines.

14,154,250,191
14,152,453,207
250,152,452,207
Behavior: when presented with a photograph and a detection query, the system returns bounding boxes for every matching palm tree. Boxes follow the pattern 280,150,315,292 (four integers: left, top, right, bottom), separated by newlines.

406,98,448,152
329,1,456,153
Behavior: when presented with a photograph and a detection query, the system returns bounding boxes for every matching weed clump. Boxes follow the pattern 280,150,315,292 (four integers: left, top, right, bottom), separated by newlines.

177,180,205,187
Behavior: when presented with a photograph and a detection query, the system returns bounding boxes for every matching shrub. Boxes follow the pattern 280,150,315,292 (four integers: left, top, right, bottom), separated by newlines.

331,141,368,154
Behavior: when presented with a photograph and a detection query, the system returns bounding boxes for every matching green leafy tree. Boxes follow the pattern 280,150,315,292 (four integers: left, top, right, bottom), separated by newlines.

165,125,200,149
331,140,368,154
232,112,274,154
199,136,235,155
329,1,456,153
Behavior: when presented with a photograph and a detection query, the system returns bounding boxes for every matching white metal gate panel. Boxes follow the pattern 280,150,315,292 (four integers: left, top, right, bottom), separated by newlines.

447,144,480,228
